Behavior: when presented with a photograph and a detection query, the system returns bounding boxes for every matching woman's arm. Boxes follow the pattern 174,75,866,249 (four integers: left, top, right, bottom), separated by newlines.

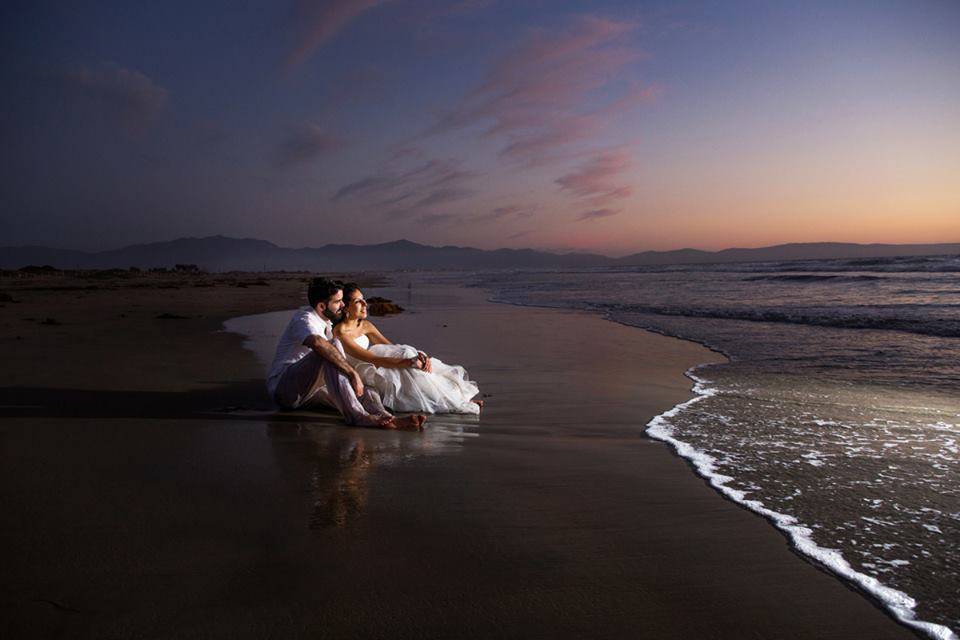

366,322,432,372
339,328,420,369
365,322,392,347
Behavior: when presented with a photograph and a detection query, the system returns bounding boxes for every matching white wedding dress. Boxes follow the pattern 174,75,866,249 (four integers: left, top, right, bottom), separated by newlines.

346,335,480,415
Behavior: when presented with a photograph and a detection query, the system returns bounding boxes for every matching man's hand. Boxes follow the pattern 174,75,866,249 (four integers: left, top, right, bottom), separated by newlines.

351,371,364,398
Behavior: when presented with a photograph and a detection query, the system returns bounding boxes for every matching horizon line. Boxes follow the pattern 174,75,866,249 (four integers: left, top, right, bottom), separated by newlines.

5,235,960,260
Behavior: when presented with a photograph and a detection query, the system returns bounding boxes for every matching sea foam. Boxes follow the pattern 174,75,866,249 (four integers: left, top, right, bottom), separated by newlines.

646,367,959,640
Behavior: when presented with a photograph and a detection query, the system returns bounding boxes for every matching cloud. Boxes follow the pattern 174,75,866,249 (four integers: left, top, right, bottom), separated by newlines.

388,145,423,161
386,186,475,219
417,212,460,226
496,115,599,163
333,156,480,224
556,148,633,205
378,190,417,206
491,205,521,218
471,204,537,222
478,15,635,103
275,122,343,167
577,208,619,221
415,186,475,207
284,0,387,71
334,159,454,201
432,15,647,166
333,158,478,210
63,63,168,132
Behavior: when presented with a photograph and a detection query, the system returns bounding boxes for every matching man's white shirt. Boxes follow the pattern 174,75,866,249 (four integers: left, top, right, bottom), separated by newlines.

266,306,333,399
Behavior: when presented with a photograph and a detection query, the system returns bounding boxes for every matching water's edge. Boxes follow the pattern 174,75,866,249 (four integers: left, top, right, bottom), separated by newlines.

221,292,955,640
648,366,955,640
484,292,956,640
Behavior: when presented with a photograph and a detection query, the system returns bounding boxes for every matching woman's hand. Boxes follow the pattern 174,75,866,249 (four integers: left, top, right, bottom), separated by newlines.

402,355,432,371
417,351,433,373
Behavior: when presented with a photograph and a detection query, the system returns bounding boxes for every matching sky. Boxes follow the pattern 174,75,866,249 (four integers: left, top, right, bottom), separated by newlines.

1,0,958,256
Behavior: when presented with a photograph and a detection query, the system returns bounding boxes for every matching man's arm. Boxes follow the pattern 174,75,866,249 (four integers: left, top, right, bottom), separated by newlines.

303,335,365,397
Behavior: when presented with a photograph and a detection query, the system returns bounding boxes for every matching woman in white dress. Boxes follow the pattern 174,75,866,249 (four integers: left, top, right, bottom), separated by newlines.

332,284,483,415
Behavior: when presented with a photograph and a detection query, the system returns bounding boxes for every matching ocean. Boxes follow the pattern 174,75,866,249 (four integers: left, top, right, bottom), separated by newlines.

413,254,958,639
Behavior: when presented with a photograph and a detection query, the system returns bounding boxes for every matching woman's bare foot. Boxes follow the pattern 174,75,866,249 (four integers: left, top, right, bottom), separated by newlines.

394,414,427,431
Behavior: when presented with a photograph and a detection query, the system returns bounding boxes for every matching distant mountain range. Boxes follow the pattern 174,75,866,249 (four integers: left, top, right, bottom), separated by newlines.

2,236,958,271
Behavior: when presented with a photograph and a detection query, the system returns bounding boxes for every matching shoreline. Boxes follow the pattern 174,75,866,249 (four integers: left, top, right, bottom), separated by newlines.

1,276,924,638
234,282,922,638
647,367,955,640
484,293,954,640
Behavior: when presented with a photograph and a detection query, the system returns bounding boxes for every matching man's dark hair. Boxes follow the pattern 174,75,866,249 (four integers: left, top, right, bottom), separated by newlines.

307,277,343,308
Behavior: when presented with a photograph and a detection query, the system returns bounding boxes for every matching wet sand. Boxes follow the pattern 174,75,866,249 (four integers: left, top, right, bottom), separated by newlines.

0,276,919,638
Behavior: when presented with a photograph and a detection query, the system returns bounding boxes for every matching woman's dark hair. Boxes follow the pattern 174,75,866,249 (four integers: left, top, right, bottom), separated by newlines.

332,282,363,327
307,277,343,308
341,282,361,302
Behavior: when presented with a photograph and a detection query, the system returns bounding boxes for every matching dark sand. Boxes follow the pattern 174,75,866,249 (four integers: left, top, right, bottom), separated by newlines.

0,275,919,638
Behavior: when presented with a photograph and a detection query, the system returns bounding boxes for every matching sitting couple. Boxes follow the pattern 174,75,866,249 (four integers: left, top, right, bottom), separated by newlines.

266,277,482,429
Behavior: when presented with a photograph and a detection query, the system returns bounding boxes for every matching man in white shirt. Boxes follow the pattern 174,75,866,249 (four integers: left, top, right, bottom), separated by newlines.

267,277,425,430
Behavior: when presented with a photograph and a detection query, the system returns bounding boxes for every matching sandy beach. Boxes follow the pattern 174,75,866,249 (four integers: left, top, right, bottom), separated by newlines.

0,272,920,639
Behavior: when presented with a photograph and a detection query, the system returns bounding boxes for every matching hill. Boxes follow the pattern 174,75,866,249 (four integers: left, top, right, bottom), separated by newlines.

2,236,958,271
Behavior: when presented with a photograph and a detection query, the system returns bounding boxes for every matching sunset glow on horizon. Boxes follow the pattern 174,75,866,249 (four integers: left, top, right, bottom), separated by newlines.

2,1,958,256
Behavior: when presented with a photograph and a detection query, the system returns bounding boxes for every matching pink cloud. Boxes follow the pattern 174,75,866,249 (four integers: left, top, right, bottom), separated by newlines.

284,0,386,71
426,168,476,189
577,208,619,221
497,114,599,163
433,15,649,166
600,80,662,114
556,148,634,204
478,16,632,79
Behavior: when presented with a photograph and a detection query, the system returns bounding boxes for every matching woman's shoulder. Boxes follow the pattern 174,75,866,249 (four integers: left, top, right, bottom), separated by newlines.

333,321,355,338
334,320,372,337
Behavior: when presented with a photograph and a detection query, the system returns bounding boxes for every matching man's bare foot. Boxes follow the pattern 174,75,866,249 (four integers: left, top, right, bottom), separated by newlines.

374,414,397,429
472,399,484,411
394,414,427,431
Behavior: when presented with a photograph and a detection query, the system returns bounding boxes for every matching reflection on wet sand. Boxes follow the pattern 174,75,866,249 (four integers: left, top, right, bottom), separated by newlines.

310,435,370,528
268,418,479,529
